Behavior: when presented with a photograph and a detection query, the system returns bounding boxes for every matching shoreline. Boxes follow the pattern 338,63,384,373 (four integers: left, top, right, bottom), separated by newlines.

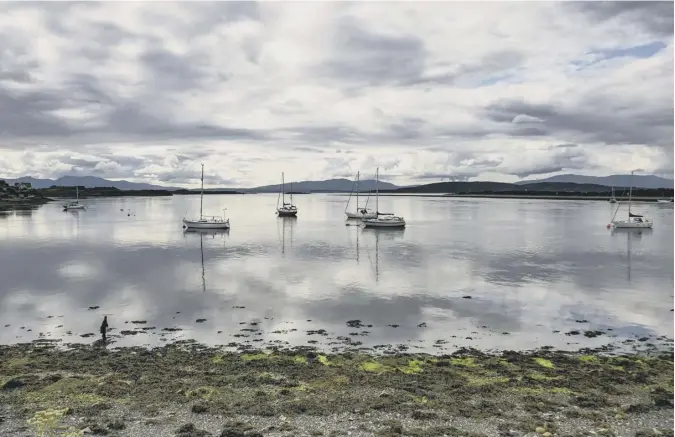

0,197,52,209
11,192,673,202
1,342,672,436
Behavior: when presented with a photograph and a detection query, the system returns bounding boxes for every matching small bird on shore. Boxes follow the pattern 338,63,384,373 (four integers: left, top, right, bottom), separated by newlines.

100,316,108,341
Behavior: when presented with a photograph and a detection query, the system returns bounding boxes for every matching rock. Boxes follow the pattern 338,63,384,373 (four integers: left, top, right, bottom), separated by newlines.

535,427,546,434
1,377,24,391
411,410,438,420
196,319,207,323
192,402,209,414
584,330,604,338
543,433,552,437
177,423,213,437
107,420,125,430
89,424,109,435
219,427,246,437
82,427,92,434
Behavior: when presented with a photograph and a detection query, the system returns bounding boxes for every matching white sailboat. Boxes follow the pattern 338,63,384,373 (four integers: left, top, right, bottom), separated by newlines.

361,167,406,228
276,172,298,217
182,164,230,229
610,171,653,229
63,186,85,210
656,197,673,204
345,171,377,219
608,186,617,203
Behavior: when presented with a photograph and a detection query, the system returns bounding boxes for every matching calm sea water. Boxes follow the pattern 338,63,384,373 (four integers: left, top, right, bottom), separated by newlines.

0,194,673,353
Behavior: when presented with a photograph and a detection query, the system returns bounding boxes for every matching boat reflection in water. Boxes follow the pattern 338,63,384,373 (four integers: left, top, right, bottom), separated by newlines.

611,227,652,281
357,227,406,283
277,215,297,256
183,228,230,292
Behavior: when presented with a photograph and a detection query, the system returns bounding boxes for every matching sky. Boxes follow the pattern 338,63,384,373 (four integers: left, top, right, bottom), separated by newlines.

0,1,673,189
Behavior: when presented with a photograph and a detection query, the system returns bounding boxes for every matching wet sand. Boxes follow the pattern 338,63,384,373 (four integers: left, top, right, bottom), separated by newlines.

1,341,673,436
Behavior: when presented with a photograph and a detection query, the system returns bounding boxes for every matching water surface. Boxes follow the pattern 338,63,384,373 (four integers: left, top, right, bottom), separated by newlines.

1,195,672,353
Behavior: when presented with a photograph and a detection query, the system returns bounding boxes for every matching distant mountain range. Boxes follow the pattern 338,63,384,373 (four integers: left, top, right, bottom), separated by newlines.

1,175,401,192
237,178,400,193
2,176,178,190
2,173,672,192
518,174,673,189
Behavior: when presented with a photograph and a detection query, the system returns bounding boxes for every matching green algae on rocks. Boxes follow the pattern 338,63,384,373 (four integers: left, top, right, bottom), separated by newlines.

0,343,672,433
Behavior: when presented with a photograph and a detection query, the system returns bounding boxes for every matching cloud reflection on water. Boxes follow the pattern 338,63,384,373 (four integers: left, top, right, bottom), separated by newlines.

0,195,672,352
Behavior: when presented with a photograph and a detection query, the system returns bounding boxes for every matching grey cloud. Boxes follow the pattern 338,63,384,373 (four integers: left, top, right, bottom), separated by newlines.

140,48,213,92
280,125,369,145
414,173,474,181
484,98,674,148
571,1,673,36
406,50,525,87
293,146,324,153
318,17,427,86
411,154,503,181
0,74,264,144
511,144,590,178
155,170,236,186
0,87,75,139
192,2,261,25
319,17,525,90
145,2,261,37
386,117,427,140
61,158,99,169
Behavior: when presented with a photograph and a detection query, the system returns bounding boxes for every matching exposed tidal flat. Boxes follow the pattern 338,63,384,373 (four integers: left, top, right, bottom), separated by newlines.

0,195,673,436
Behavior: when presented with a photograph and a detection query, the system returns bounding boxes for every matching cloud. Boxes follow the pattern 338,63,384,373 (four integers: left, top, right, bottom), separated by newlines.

0,1,672,188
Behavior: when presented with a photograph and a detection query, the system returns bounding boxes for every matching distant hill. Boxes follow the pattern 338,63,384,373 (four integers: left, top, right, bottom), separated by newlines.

2,176,177,190
385,181,673,194
517,174,674,189
241,178,401,193
2,175,400,193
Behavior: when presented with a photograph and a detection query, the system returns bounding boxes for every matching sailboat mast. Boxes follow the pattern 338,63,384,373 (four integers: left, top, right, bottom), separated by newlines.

76,186,79,203
290,181,293,205
200,163,204,220
282,172,285,205
356,171,359,211
628,171,633,218
375,167,379,214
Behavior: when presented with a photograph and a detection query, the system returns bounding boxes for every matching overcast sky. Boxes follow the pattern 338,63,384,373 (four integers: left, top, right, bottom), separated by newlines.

0,1,672,188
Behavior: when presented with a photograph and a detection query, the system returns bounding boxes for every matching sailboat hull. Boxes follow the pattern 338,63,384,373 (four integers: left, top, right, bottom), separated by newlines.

183,218,230,229
277,208,297,217
63,204,85,210
362,217,406,228
611,220,653,229
346,211,377,219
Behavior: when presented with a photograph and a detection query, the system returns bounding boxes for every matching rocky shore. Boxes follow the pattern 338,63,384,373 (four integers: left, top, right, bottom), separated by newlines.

0,342,673,437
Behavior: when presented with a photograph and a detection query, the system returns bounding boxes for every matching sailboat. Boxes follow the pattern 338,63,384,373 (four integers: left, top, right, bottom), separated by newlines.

345,171,377,219
610,171,653,229
63,186,85,210
608,186,617,203
276,172,298,217
182,164,230,229
361,167,406,228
